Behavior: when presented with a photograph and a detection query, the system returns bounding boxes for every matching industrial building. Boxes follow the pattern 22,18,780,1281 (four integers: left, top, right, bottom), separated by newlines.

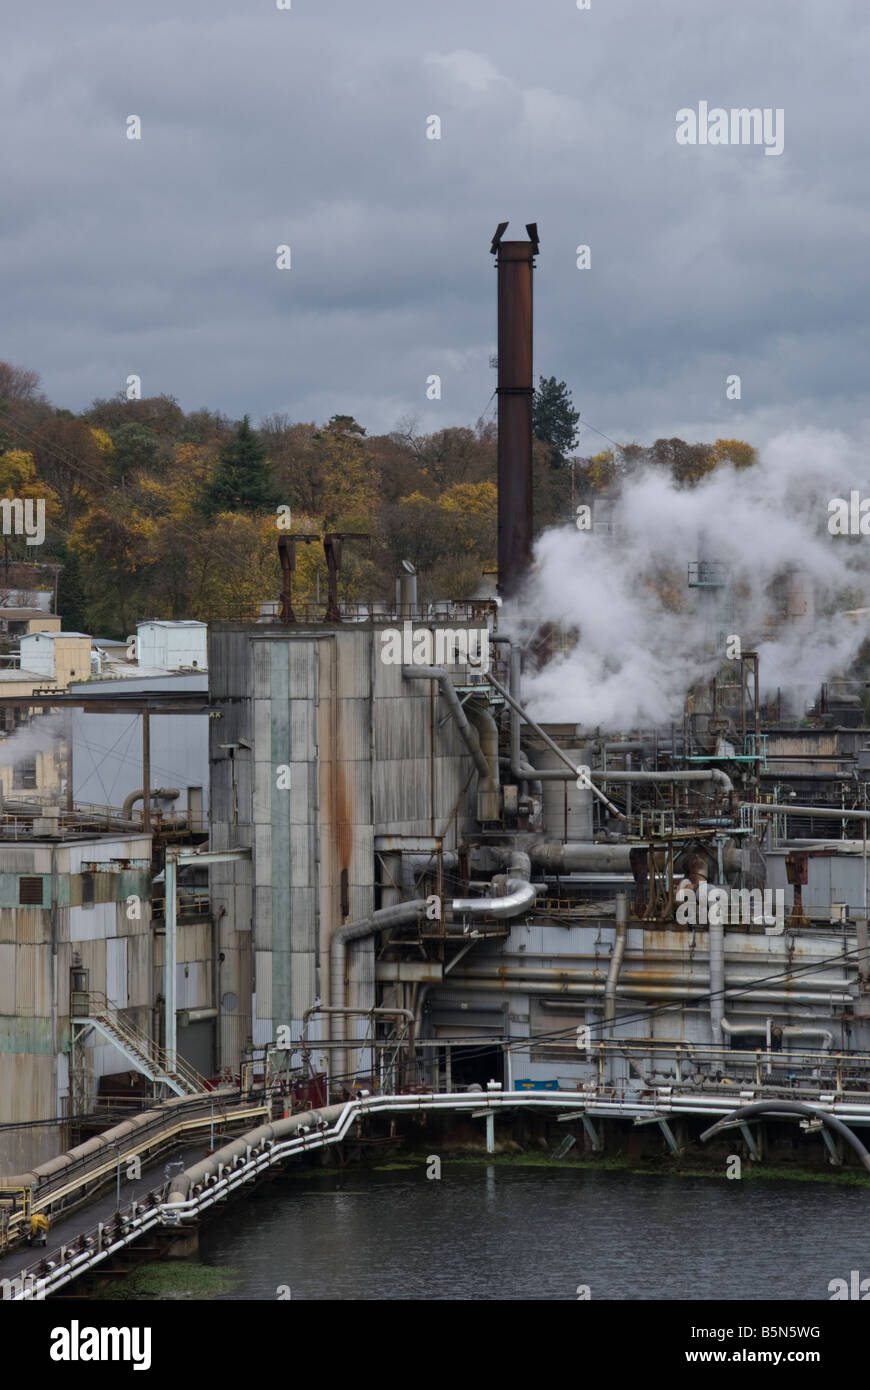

202,226,870,1105
4,221,870,1205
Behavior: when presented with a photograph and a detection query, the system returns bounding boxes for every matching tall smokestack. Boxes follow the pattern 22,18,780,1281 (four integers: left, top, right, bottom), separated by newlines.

492,221,538,600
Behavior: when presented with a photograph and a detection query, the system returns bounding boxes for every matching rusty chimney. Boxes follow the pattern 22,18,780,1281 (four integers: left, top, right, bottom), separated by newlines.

492,221,538,600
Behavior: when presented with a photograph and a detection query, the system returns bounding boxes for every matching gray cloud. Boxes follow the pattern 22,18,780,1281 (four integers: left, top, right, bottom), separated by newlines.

2,0,869,445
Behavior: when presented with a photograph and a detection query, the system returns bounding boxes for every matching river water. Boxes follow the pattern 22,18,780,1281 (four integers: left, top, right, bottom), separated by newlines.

187,1165,869,1301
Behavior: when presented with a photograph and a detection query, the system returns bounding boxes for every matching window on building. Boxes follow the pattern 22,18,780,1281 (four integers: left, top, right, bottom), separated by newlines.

19,877,44,906
13,756,37,789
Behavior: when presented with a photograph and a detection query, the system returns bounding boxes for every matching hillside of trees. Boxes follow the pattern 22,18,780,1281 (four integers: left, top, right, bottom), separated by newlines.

0,360,756,638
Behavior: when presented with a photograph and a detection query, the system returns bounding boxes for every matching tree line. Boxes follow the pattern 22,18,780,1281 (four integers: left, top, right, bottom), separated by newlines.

0,361,756,637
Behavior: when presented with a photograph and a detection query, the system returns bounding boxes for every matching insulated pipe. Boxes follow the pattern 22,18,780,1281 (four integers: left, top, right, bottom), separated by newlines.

604,893,627,1030
122,787,180,818
330,869,539,1077
450,880,537,919
402,666,490,780
746,803,870,822
529,842,635,873
451,848,536,919
445,969,851,1006
721,1019,767,1040
330,900,428,1081
398,852,459,893
595,769,733,793
709,908,725,1048
782,1026,834,1050
700,1101,870,1175
468,702,501,821
450,963,852,997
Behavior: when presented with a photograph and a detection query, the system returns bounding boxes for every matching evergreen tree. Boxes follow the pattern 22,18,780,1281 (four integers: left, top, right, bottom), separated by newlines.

533,376,580,466
199,415,277,516
57,545,87,632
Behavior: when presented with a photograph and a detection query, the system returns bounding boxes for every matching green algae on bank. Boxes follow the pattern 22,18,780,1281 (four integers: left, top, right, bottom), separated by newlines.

100,1261,238,1300
371,1147,870,1187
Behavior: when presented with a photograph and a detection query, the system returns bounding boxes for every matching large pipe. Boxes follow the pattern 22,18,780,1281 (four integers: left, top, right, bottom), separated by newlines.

442,974,852,1006
597,769,733,793
448,963,852,997
493,225,535,599
604,893,627,1030
396,563,417,618
402,666,490,780
529,842,635,872
451,849,536,919
468,702,501,822
746,803,870,822
700,1100,870,1175
782,1026,834,1050
330,900,427,1081
122,787,180,819
330,868,539,1078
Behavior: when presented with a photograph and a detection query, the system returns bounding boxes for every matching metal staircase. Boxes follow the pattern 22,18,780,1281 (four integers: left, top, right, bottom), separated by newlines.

71,991,209,1099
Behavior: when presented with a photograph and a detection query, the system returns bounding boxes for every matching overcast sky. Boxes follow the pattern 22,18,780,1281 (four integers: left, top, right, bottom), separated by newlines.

3,0,869,451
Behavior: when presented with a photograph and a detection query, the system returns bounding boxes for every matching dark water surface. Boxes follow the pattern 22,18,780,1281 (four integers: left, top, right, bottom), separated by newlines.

190,1165,870,1301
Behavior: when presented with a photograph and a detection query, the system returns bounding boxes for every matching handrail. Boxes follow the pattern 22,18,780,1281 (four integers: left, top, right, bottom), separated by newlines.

76,992,209,1094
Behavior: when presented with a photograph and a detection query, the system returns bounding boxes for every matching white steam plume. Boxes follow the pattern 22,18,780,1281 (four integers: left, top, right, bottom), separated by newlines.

514,428,870,729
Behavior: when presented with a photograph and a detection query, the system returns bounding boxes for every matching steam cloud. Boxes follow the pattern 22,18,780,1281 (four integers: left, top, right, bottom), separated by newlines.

0,714,65,766
515,428,870,729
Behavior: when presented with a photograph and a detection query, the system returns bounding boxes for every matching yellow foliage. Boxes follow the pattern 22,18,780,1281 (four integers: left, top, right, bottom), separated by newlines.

588,449,617,492
89,428,114,455
711,439,757,471
439,481,497,516
0,450,61,523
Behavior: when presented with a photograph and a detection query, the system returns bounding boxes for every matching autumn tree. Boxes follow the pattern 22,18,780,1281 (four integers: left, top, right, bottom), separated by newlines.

0,361,44,404
711,439,757,471
0,448,61,575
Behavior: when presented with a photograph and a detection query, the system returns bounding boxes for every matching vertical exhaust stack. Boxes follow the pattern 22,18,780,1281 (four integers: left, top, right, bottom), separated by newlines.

492,221,538,601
